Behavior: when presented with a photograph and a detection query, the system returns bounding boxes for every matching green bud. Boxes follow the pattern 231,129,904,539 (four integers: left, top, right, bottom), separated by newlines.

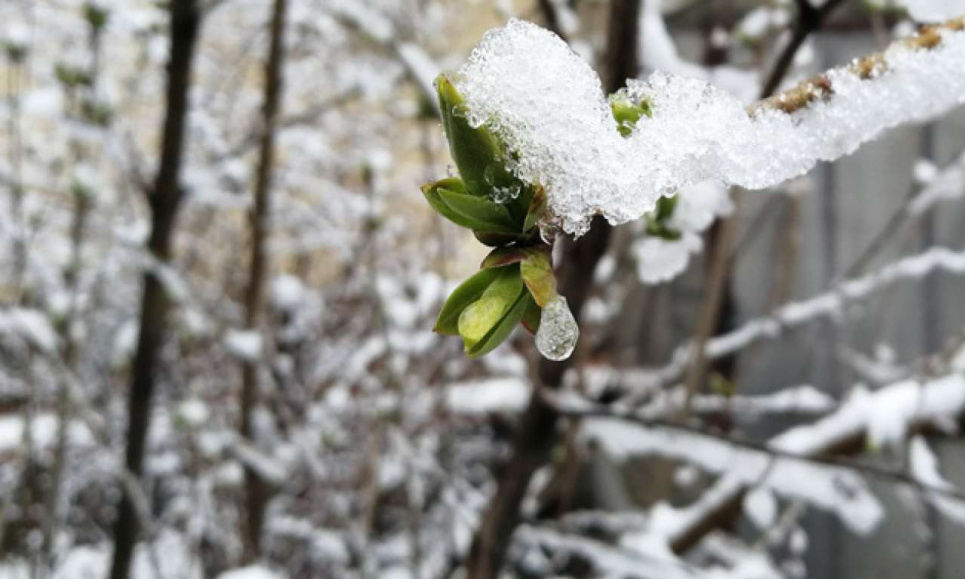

83,3,110,32
80,98,113,127
4,42,27,63
610,96,652,137
449,264,530,357
434,266,502,335
421,177,519,233
436,75,520,200
55,63,92,89
519,246,557,307
645,194,682,240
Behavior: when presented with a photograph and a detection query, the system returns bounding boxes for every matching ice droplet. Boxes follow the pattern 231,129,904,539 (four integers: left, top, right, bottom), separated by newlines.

535,295,579,361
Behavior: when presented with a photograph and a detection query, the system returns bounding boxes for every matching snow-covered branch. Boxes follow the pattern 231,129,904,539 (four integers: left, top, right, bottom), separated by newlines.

455,17,965,234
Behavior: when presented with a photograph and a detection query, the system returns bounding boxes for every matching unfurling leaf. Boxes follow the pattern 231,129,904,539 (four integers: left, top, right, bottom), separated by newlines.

610,96,652,137
522,185,547,233
437,75,519,199
520,247,556,307
481,246,529,269
456,264,529,357
421,178,518,233
434,266,502,335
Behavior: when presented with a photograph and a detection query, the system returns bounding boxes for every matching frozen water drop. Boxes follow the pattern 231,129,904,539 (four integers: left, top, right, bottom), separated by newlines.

535,295,578,361
490,183,521,204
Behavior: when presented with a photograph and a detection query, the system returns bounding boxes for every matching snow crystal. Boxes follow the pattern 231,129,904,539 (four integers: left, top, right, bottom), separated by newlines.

455,19,965,234
224,329,263,362
535,295,579,361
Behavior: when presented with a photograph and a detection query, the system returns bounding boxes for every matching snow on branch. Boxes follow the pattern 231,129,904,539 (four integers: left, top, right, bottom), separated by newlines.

637,246,965,386
517,525,701,579
575,416,885,534
455,17,965,234
547,372,965,545
659,372,965,552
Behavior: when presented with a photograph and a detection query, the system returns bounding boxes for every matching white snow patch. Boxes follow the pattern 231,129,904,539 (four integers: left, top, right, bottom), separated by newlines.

446,378,529,414
455,19,965,234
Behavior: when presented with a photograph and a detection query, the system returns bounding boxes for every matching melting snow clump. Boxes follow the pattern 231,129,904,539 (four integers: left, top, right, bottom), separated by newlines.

456,18,965,235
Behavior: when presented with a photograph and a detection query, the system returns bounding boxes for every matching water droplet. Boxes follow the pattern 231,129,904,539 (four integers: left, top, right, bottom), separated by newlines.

538,220,559,244
490,183,520,204
535,295,578,361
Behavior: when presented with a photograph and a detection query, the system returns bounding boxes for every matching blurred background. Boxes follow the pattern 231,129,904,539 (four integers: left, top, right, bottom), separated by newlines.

2,0,965,577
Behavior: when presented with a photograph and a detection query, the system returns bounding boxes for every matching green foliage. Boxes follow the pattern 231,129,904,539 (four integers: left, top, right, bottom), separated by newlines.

83,2,110,32
55,63,93,89
423,76,557,356
610,97,652,137
645,195,682,240
425,77,657,357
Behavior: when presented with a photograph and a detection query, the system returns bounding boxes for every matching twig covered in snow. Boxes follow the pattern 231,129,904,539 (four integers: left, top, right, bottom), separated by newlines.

662,371,965,553
644,246,965,388
455,17,965,234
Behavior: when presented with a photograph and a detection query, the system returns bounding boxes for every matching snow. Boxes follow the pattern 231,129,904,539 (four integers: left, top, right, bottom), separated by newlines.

772,374,965,452
224,329,263,362
736,7,789,41
583,417,884,533
632,232,702,284
743,488,778,529
269,274,305,312
0,308,59,353
178,398,210,427
641,1,761,103
446,378,529,414
231,439,289,486
518,525,700,579
0,413,94,454
908,150,965,215
217,566,284,579
703,246,965,361
909,436,965,523
455,18,965,235
870,0,965,22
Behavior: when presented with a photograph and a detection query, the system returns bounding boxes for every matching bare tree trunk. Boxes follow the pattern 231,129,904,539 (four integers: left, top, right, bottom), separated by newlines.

465,2,640,576
108,1,201,577
240,0,288,561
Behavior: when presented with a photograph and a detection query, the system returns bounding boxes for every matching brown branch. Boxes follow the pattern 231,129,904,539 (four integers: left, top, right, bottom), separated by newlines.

753,16,965,115
537,0,569,41
464,1,642,576
542,391,965,504
240,0,288,562
108,1,202,578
